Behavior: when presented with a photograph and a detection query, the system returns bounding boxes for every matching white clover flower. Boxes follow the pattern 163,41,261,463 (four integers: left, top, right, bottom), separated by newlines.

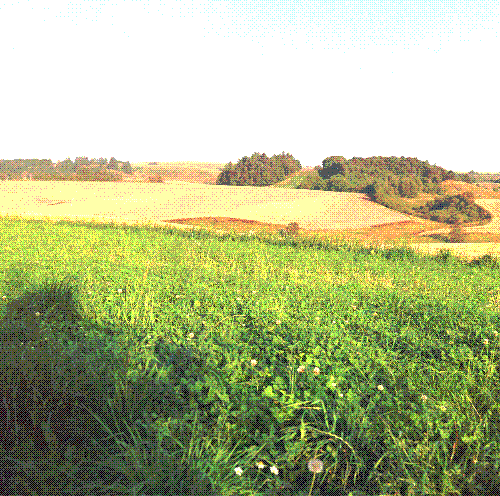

313,367,320,375
493,331,499,338
308,459,324,473
377,384,384,391
440,405,447,412
35,312,40,317
484,339,489,345
297,365,306,373
187,332,195,339
117,288,123,294
234,467,243,476
338,392,344,398
251,359,257,367
276,320,281,325
421,394,428,402
256,461,265,469
270,466,279,475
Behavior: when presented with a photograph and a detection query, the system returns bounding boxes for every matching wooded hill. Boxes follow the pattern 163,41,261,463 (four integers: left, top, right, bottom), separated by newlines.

215,153,490,226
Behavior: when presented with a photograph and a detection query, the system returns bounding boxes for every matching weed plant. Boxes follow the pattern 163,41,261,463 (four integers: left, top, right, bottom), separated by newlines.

0,213,500,495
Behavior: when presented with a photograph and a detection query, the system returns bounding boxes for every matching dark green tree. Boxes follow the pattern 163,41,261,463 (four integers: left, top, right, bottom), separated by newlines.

108,157,118,170
318,156,348,179
74,156,90,167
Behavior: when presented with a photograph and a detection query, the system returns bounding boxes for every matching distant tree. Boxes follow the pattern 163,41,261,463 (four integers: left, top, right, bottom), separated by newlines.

216,152,301,187
75,156,90,167
318,156,348,179
108,157,118,170
444,169,458,181
121,161,133,174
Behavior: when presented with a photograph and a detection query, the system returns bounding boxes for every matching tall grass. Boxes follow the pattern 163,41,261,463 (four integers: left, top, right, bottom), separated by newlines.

0,212,499,495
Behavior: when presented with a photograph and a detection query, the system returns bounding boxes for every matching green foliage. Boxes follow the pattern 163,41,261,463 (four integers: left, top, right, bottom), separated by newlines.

318,155,348,179
325,175,353,192
0,156,129,181
216,151,302,187
415,192,491,225
297,171,326,190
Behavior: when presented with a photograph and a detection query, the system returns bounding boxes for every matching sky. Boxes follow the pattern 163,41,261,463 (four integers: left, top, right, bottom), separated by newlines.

1,0,498,174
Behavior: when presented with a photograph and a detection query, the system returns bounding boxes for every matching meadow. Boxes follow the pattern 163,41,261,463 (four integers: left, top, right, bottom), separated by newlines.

0,209,500,496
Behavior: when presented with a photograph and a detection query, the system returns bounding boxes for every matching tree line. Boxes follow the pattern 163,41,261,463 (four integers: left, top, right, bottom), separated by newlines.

0,156,132,181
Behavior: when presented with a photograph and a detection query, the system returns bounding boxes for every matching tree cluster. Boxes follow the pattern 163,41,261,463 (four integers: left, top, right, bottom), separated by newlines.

295,155,478,224
215,152,301,187
414,191,491,224
0,156,132,181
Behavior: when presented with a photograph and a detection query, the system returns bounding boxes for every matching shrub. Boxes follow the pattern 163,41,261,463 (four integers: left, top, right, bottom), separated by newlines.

448,221,467,243
146,174,164,183
286,222,300,236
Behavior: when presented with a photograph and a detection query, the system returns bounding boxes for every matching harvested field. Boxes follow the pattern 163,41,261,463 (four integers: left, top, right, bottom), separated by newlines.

0,180,411,232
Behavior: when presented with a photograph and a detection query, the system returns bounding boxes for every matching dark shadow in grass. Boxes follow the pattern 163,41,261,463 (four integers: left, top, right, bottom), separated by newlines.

0,270,220,496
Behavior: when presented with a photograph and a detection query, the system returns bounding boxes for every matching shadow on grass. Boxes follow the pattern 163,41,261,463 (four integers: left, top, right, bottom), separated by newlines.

0,270,220,496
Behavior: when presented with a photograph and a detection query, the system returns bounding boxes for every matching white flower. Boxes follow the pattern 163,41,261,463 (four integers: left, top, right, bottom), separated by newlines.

35,312,40,317
187,332,195,339
377,384,384,391
234,467,243,476
297,365,305,373
338,392,344,398
484,339,489,345
256,461,265,469
440,405,447,412
313,367,320,375
276,320,281,325
117,288,123,294
308,459,324,473
421,394,428,402
251,359,257,367
493,331,499,338
270,465,279,475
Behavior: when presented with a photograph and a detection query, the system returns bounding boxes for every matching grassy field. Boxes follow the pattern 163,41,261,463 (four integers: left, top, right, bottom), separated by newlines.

0,212,500,496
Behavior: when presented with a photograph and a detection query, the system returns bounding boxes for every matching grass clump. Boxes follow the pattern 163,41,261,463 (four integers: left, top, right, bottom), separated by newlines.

0,212,499,495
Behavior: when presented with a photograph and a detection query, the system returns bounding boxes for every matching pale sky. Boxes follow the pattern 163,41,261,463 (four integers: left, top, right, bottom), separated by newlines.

1,0,498,174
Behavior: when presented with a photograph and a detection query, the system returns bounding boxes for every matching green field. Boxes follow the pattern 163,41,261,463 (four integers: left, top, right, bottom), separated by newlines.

1,213,499,496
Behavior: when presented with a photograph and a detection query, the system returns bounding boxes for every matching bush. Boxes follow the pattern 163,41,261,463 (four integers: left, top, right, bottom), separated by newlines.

146,174,164,183
286,222,300,235
278,222,300,237
447,222,468,243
